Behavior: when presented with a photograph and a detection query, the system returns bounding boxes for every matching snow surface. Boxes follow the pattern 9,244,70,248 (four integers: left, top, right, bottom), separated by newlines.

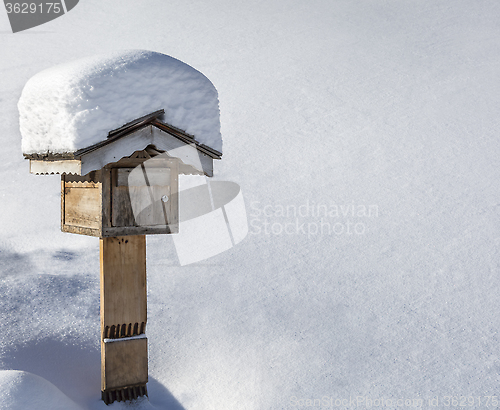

19,50,222,154
2,0,500,409
0,370,84,410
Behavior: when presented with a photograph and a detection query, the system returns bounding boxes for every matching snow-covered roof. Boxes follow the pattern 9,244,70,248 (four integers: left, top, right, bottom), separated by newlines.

19,50,222,155
26,109,221,177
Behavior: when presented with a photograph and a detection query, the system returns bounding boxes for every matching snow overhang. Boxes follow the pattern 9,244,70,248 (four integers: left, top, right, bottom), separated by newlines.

25,110,222,177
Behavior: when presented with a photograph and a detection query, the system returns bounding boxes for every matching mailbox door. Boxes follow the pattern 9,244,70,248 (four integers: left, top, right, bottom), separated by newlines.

110,160,178,231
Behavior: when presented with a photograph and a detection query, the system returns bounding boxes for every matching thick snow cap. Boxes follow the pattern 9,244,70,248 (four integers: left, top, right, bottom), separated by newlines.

19,50,222,154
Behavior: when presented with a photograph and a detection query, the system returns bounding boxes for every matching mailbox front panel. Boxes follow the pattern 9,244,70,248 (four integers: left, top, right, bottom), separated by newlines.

111,168,174,228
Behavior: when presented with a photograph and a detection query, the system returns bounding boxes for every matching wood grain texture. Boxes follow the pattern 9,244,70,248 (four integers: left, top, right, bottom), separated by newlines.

30,159,81,175
61,225,101,237
111,168,136,227
100,235,148,392
101,168,112,229
61,175,65,231
101,338,148,390
111,164,177,229
64,185,101,229
62,171,104,236
100,236,147,329
102,225,173,237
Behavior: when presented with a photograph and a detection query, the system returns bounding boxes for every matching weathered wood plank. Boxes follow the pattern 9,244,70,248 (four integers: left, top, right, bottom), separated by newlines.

111,165,176,228
64,185,101,229
100,236,147,329
101,337,148,391
61,175,65,231
64,170,101,184
102,225,173,237
107,109,164,138
111,168,136,227
61,171,105,235
30,159,81,175
64,181,101,188
100,235,148,392
61,225,101,237
101,168,112,229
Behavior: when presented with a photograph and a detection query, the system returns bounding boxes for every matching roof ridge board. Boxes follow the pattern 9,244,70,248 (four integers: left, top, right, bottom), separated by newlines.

151,120,196,141
107,109,165,138
151,120,222,158
198,143,222,159
74,122,155,157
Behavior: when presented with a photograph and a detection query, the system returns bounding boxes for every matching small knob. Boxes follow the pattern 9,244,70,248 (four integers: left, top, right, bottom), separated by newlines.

161,195,169,203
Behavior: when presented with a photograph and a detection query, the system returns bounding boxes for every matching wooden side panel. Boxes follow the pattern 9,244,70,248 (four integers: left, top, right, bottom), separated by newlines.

100,236,147,330
64,184,101,229
102,338,148,391
61,175,65,231
61,171,104,236
102,168,112,229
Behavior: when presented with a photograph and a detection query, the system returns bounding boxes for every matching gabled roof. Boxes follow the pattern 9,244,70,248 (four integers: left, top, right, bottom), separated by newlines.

26,110,222,177
78,109,221,159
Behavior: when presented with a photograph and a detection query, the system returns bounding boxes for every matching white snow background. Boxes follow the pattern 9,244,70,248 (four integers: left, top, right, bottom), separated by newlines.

1,1,500,409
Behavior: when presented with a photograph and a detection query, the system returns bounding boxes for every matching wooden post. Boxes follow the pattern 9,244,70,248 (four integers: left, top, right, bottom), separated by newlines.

100,235,148,404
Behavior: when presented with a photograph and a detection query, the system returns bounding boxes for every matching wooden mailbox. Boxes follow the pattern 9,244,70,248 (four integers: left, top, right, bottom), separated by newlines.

61,147,180,238
25,110,221,404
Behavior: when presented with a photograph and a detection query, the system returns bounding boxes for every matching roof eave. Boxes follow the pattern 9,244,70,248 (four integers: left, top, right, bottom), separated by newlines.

23,110,222,161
